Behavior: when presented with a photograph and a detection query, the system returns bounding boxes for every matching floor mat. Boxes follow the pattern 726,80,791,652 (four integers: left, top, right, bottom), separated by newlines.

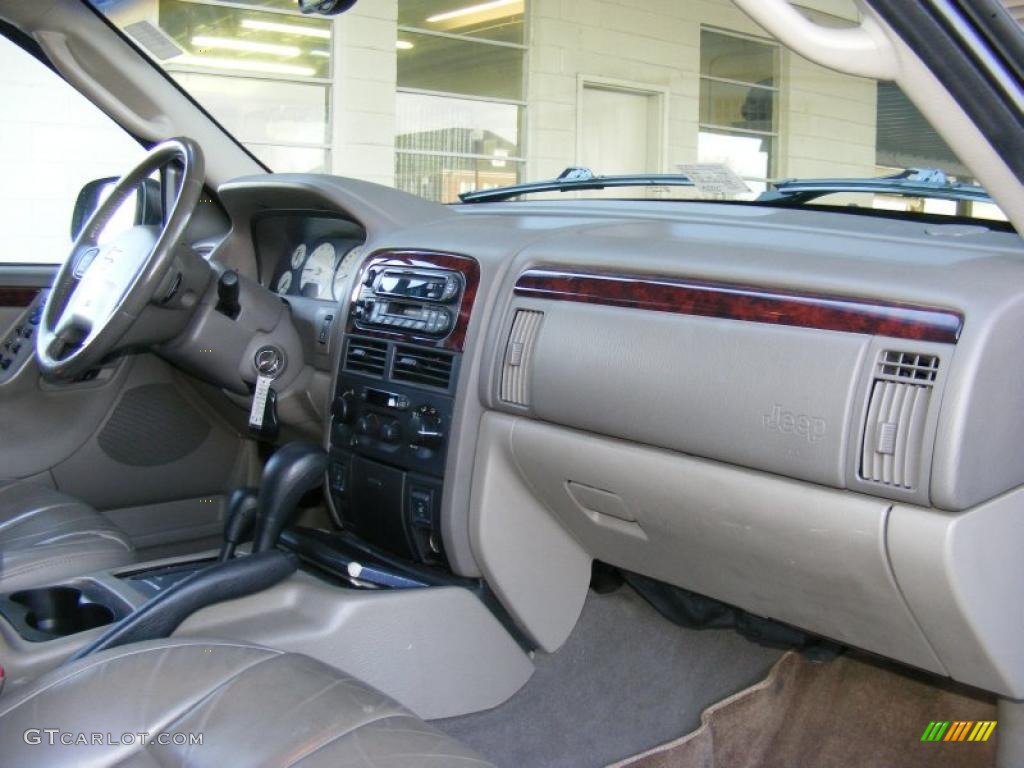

613,651,997,768
434,584,782,768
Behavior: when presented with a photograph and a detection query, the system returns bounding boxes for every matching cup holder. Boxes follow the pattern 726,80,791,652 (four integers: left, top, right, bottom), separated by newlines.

9,586,116,637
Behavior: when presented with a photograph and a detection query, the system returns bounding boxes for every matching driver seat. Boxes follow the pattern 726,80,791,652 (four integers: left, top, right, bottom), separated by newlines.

0,479,134,593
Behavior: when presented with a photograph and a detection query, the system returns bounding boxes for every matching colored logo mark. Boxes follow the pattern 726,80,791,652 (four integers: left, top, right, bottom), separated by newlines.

921,721,997,742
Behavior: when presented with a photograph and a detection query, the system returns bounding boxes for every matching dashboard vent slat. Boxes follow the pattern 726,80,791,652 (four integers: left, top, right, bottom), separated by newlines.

500,310,544,406
877,350,939,382
391,345,455,389
860,350,939,490
344,338,388,377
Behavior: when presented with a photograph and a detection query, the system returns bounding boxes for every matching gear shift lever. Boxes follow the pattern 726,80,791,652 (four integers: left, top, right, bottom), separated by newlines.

218,487,259,562
252,441,328,553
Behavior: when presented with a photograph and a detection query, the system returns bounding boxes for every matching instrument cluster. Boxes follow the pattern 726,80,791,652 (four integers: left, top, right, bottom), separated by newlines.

273,239,364,302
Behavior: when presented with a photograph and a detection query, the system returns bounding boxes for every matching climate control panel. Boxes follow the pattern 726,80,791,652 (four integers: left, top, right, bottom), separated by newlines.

331,379,451,478
328,361,457,566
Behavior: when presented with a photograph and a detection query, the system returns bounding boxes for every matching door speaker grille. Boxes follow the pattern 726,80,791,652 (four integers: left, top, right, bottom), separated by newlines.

98,384,210,466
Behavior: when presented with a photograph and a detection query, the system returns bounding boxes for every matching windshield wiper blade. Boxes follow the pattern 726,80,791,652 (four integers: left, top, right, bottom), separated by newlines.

757,168,992,206
458,166,694,203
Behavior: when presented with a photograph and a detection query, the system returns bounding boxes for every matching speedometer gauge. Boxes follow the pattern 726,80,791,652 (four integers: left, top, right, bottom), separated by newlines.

290,243,307,269
332,245,364,300
276,272,293,293
301,242,336,299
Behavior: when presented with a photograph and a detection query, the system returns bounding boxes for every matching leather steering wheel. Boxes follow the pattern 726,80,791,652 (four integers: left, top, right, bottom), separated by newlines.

36,137,204,380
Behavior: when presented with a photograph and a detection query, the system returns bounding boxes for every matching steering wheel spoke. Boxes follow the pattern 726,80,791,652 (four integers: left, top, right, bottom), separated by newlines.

35,138,204,380
48,312,92,362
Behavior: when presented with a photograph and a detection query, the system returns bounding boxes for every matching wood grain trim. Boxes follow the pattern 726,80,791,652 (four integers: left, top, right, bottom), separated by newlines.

514,267,963,344
0,287,39,308
347,250,480,352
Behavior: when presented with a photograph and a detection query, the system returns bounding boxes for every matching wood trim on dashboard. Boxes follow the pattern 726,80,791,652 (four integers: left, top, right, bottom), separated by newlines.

514,267,963,344
347,250,480,352
0,287,39,308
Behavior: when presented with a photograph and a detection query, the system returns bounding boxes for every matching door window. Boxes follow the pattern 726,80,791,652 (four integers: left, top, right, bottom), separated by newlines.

0,35,144,265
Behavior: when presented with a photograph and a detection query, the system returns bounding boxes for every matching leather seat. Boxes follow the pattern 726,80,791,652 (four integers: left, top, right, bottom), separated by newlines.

0,637,493,767
0,479,134,593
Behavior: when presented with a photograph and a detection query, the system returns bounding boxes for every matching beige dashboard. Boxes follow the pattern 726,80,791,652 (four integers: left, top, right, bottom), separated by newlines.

222,174,1024,701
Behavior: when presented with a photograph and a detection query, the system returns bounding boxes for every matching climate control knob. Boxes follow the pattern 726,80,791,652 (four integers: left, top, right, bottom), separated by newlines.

332,390,355,424
380,420,402,444
356,414,379,437
410,406,444,447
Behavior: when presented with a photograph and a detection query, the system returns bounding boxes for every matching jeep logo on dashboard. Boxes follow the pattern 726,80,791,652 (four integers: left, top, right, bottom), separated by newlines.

763,404,827,443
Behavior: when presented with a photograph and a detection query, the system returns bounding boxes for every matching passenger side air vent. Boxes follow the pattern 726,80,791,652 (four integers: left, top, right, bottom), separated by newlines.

860,350,940,490
344,338,388,377
877,350,939,383
500,310,544,406
391,345,454,389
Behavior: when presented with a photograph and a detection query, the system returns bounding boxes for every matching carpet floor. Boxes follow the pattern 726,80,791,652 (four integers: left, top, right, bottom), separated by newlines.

614,650,997,768
434,584,782,768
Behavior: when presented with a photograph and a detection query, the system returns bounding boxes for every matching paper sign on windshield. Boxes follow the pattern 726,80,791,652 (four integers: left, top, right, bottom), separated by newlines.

676,164,751,198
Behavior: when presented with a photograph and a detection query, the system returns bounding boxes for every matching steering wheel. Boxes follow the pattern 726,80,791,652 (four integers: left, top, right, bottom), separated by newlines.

36,137,204,380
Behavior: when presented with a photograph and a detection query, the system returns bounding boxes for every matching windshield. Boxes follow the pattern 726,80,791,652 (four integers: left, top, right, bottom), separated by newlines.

89,0,1011,222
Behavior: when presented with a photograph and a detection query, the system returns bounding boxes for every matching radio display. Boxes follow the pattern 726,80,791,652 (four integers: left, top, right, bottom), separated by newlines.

383,302,428,319
377,273,446,301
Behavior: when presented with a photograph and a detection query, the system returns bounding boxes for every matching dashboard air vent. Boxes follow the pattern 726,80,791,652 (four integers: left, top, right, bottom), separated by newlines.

860,350,940,490
500,310,544,406
344,338,388,377
392,345,454,389
877,350,939,383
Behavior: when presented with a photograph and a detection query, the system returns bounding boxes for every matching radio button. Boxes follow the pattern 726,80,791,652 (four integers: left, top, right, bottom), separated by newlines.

441,278,459,301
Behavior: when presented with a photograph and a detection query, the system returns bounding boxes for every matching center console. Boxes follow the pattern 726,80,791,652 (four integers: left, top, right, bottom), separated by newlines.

327,250,479,568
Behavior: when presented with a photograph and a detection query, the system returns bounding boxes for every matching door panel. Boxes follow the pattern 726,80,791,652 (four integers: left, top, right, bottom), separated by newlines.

0,266,52,339
0,267,254,547
49,355,249,508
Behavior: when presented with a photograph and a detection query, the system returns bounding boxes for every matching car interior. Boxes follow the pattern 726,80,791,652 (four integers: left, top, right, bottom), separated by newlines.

0,0,1023,766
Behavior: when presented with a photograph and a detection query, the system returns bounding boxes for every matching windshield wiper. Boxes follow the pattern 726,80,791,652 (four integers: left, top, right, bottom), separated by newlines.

458,166,694,203
757,168,992,206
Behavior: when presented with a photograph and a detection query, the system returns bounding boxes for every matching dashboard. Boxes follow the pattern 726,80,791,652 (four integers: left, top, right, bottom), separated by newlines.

216,173,1024,706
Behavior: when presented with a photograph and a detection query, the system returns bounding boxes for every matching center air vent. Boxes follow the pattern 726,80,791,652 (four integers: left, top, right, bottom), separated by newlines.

392,345,454,389
860,350,941,490
344,338,388,377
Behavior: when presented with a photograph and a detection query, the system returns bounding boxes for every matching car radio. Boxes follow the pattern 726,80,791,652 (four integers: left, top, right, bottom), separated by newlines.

353,268,463,337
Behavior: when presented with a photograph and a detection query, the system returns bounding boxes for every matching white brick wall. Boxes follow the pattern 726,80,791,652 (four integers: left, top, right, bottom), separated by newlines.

330,1,398,187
